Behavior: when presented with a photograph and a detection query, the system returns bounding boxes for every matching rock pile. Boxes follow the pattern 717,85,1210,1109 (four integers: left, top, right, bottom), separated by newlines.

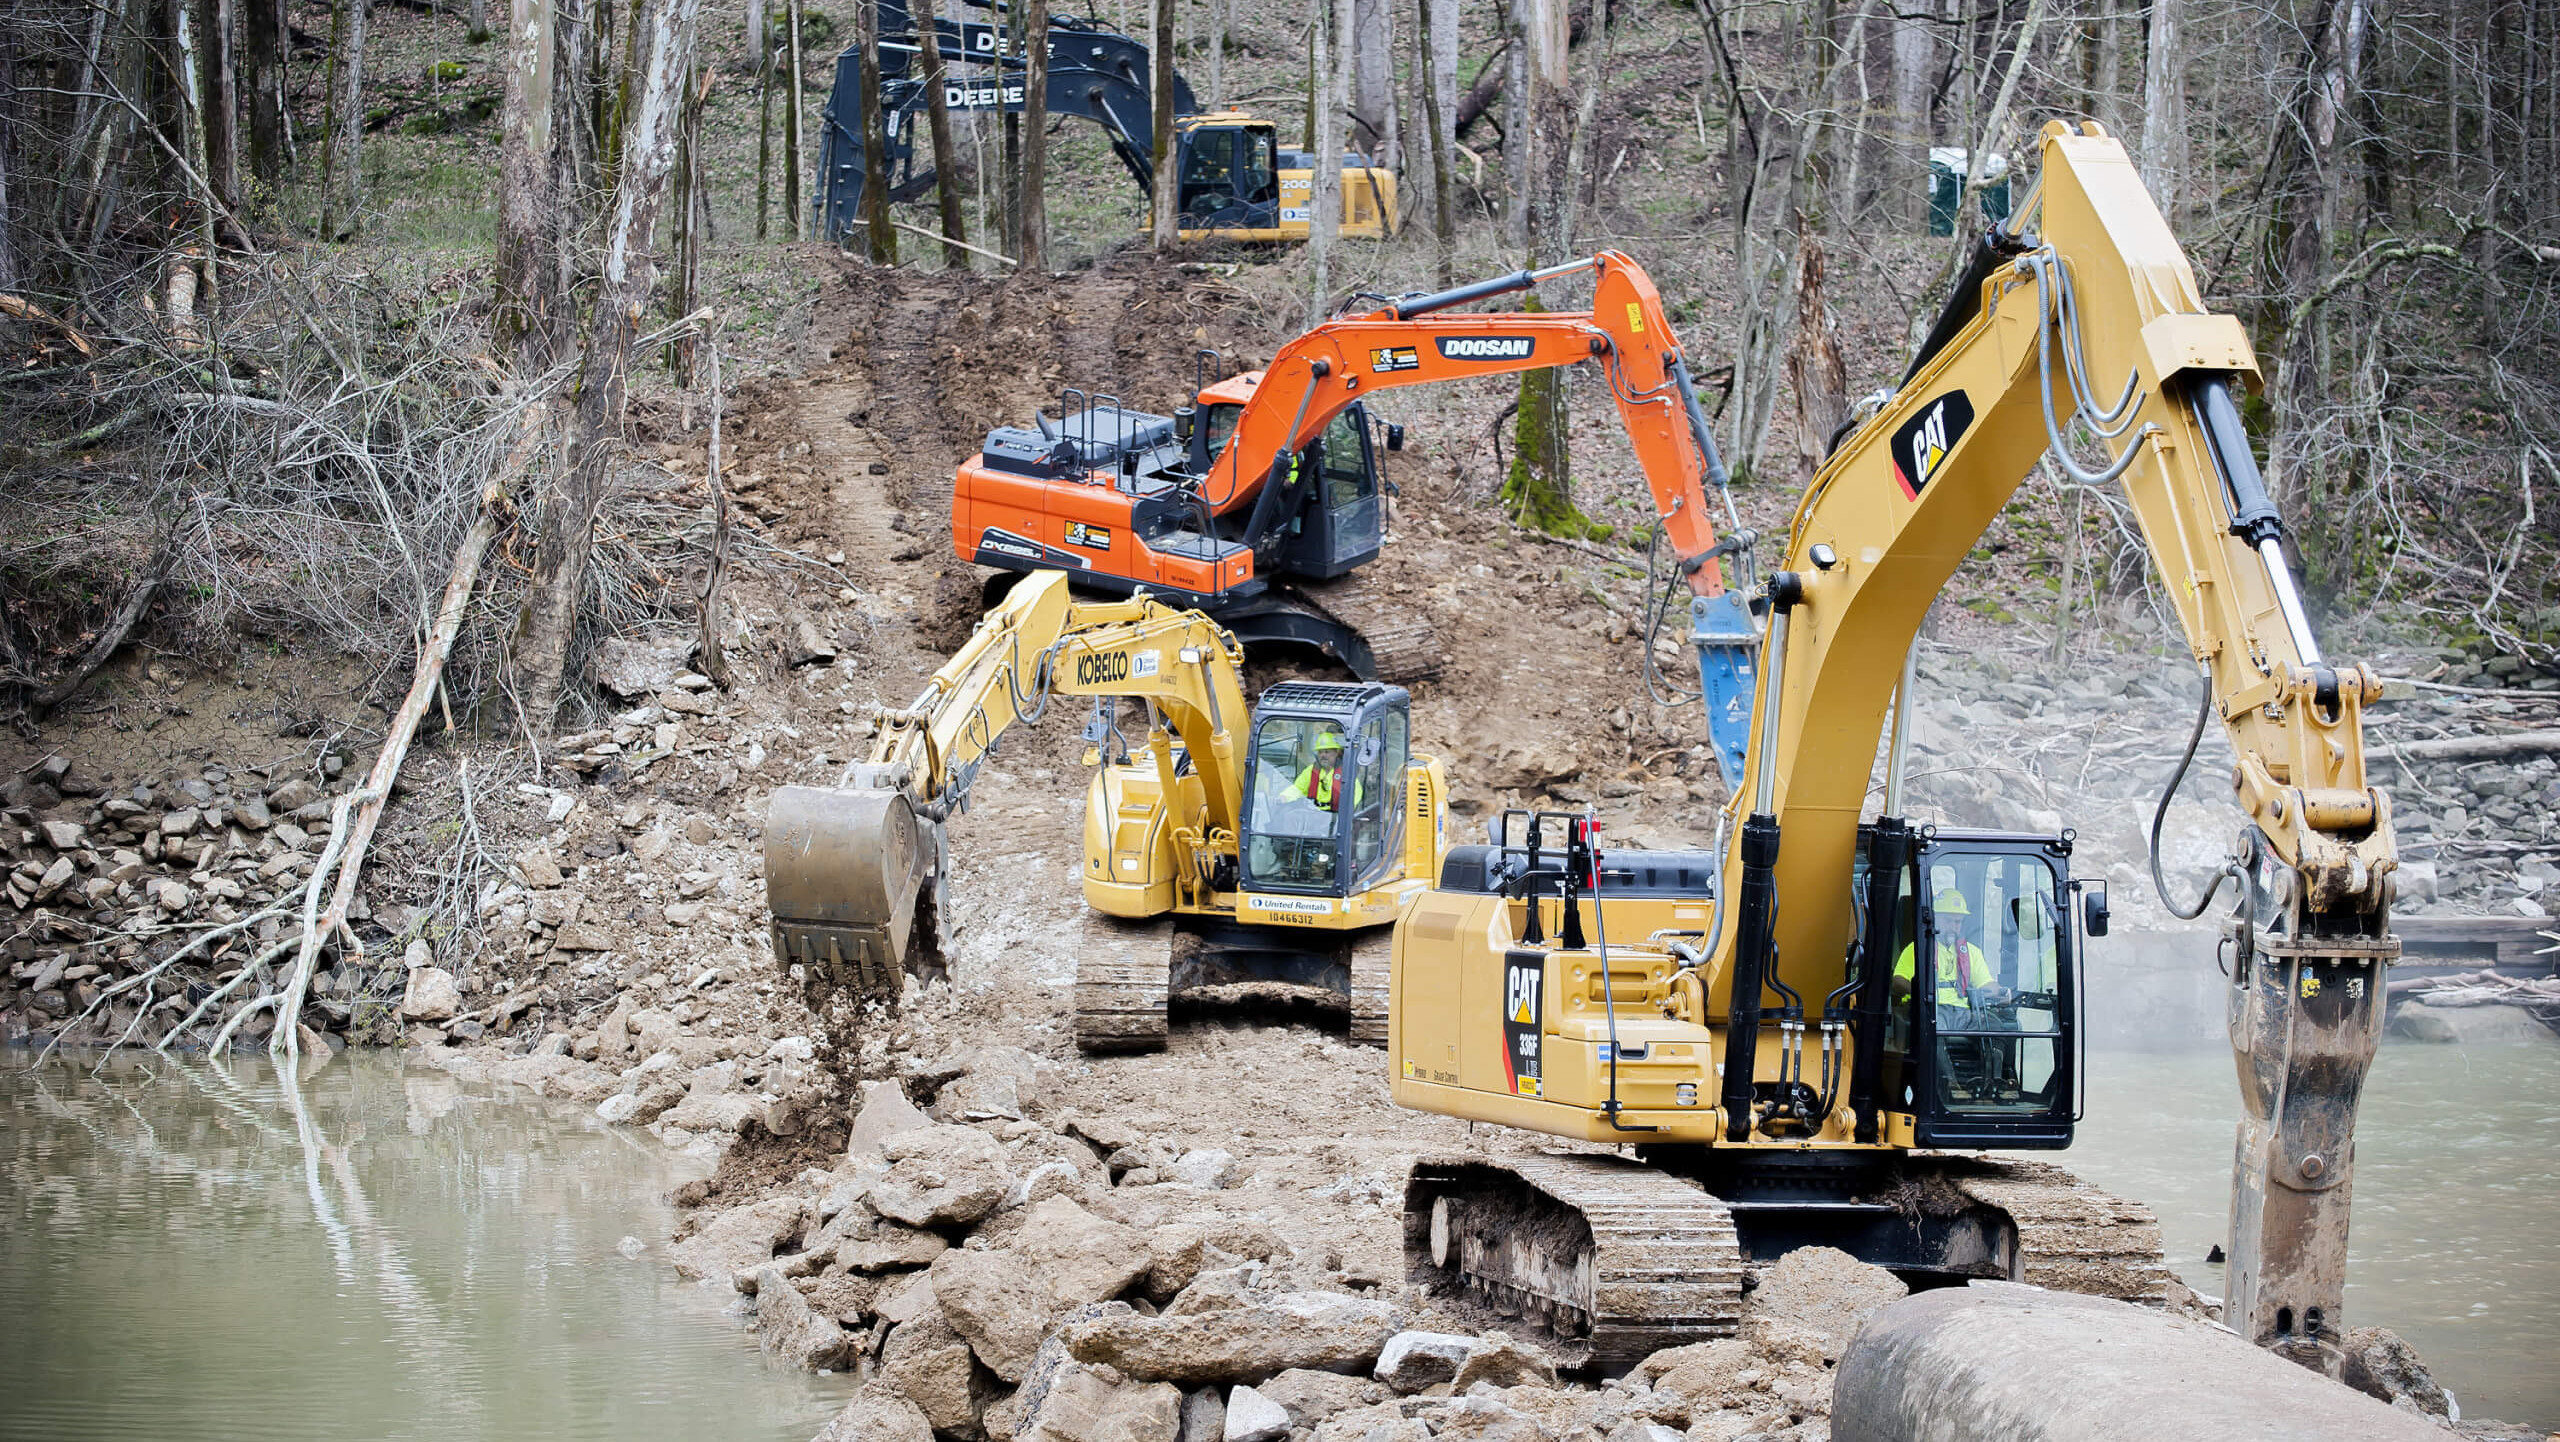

1,750,419,1047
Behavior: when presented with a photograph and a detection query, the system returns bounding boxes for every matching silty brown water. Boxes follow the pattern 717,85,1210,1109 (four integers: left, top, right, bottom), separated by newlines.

0,1049,856,1442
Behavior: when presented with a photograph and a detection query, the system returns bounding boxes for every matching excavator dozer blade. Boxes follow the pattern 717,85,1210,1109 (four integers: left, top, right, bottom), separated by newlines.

1689,592,1758,791
763,784,935,1001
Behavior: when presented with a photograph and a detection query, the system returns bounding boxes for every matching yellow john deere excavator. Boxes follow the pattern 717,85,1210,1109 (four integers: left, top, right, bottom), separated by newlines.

1392,121,2398,1375
763,571,1451,1051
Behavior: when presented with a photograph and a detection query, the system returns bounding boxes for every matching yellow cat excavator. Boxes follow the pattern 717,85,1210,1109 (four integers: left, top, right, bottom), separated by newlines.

762,570,1451,1051
1392,121,2397,1375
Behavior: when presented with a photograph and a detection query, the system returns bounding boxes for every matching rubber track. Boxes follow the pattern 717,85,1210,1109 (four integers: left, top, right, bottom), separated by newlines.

1407,1153,1745,1370
1291,571,1444,683
1951,1157,2174,1303
1348,930,1392,1047
1073,915,1175,1053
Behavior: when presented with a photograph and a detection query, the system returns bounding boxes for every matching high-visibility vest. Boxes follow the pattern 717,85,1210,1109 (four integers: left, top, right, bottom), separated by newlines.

1295,763,1341,809
1894,939,1992,1008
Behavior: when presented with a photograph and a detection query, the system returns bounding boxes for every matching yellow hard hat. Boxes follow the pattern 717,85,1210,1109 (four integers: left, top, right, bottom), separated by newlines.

1315,732,1344,751
1934,887,1971,917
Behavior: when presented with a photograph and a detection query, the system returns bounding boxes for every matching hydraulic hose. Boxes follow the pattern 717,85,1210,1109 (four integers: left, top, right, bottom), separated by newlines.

2150,664,2244,920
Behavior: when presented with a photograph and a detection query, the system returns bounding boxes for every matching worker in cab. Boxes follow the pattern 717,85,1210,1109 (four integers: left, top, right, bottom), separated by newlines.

1286,730,1350,812
1893,888,2002,1023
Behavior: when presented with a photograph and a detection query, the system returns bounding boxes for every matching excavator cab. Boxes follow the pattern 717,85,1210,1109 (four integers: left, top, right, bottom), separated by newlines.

1861,826,2084,1150
1239,682,1410,900
1175,117,1282,232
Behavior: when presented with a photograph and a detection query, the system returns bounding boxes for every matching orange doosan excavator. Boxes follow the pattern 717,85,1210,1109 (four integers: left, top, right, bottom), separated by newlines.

946,252,1764,784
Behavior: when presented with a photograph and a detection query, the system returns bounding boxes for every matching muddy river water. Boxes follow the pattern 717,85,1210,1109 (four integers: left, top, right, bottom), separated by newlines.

0,1049,855,1442
2,1040,2551,1436
2073,1041,2560,1426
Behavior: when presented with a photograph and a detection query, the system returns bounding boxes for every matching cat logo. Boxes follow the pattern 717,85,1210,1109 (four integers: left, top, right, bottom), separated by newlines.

1500,950,1544,1098
1888,390,1976,499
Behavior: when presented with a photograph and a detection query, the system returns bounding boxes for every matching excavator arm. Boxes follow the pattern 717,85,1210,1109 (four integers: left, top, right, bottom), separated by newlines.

1191,251,1764,780
1713,122,2396,1371
764,570,1251,994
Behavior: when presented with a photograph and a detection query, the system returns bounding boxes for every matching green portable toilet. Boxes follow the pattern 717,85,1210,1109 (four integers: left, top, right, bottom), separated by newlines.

1928,148,2012,235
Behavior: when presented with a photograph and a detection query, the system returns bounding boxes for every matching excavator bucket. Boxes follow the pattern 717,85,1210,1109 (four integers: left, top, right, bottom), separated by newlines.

762,784,938,1000
1689,592,1758,791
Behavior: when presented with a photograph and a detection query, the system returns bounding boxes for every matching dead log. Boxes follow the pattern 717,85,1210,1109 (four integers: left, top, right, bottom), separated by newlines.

2381,729,2560,762
32,542,176,716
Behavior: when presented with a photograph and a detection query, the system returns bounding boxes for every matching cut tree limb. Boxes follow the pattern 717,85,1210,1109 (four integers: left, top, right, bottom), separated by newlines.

32,541,176,716
271,453,514,1066
2380,729,2560,762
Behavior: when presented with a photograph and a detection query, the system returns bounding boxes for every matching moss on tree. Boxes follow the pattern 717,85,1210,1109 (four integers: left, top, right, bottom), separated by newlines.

1501,296,1610,540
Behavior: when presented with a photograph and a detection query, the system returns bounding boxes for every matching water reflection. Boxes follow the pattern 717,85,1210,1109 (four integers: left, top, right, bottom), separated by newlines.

2069,1043,2560,1426
0,1049,855,1442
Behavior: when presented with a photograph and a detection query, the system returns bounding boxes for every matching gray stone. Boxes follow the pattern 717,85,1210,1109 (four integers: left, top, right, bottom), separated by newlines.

1020,1362,1183,1442
161,808,202,836
850,1078,936,1158
596,1092,640,1124
1221,1386,1290,1442
668,1196,808,1282
1829,1283,2445,1442
1450,1337,1556,1392
39,819,85,851
1372,1332,1475,1393
871,1125,1011,1227
2339,1325,2452,1417
1254,1369,1384,1427
2390,1000,2555,1045
1168,1149,1240,1190
267,778,320,811
1179,1388,1225,1442
750,1263,852,1371
400,966,460,1022
816,1384,936,1442
880,1302,983,1433
151,877,191,912
932,1247,1060,1382
518,848,565,888
1431,1397,1546,1442
1062,1290,1407,1387
233,797,272,831
1014,1194,1152,1306
589,637,692,700
838,1224,951,1272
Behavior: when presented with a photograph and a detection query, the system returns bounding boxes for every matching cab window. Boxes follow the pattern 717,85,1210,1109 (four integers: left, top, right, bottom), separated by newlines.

1244,715,1352,892
1202,403,1243,464
1315,409,1374,511
1180,127,1236,190
1908,852,2066,1116
1241,129,1277,202
1348,710,1407,891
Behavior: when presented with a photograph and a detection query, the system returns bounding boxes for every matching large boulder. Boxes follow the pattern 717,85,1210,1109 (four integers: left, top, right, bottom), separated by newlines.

881,1300,987,1434
839,1222,953,1272
1013,1195,1153,1306
749,1264,852,1371
1253,1369,1385,1428
2339,1326,2453,1417
668,1196,808,1282
872,1125,1012,1228
851,1079,938,1157
1430,1397,1548,1442
400,967,460,1022
1449,1337,1555,1392
1019,1362,1183,1442
1221,1386,1290,1442
819,1384,937,1442
1177,1388,1225,1442
1062,1291,1407,1387
2389,999,2555,1045
933,1247,1063,1382
1372,1332,1475,1394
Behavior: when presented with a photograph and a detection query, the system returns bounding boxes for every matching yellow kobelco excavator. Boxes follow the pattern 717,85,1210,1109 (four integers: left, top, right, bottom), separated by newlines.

762,570,1451,1051
1392,120,2398,1376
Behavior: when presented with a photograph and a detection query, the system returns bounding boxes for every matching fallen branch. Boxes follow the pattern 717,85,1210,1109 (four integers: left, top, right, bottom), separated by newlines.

271,466,507,1067
2379,729,2560,762
31,539,176,716
0,293,98,355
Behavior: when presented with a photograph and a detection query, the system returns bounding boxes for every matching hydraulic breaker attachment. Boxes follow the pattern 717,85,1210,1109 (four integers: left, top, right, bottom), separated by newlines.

2222,921,2399,1374
763,783,943,1000
1689,591,1758,792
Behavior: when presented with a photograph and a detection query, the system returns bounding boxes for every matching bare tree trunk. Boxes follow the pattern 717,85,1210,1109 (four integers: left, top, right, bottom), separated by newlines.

319,0,366,238
754,0,773,238
917,3,969,263
1151,0,1176,245
2140,0,2186,217
784,0,806,239
669,62,708,374
244,0,284,185
1557,0,1612,253
1417,0,1456,283
496,0,561,362
1308,0,1341,327
1785,235,1849,481
1018,0,1049,269
170,0,219,242
699,334,732,684
200,0,240,207
1208,0,1225,107
1889,0,1933,229
468,0,491,40
2090,0,2124,137
857,0,897,260
1505,0,1592,537
1500,0,1527,247
1349,0,1392,159
516,0,705,731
